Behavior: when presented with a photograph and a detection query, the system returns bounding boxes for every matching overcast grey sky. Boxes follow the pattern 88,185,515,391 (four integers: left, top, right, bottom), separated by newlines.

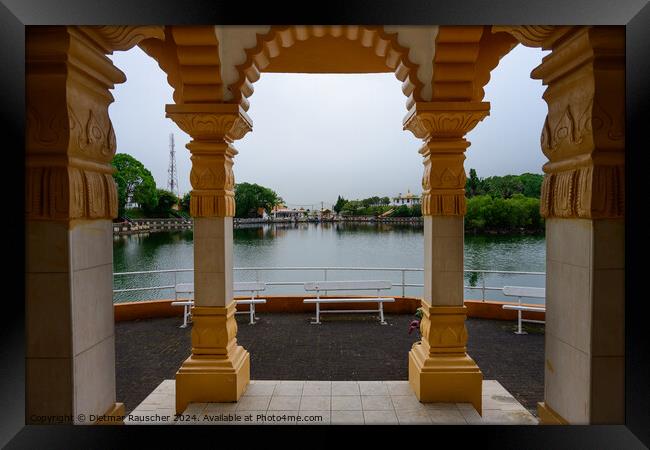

108,44,549,209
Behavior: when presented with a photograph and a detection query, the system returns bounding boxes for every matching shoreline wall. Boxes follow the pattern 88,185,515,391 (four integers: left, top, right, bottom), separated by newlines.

113,216,544,235
113,218,192,234
114,296,545,323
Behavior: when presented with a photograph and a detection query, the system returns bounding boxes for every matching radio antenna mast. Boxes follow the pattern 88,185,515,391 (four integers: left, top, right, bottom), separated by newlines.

167,133,179,197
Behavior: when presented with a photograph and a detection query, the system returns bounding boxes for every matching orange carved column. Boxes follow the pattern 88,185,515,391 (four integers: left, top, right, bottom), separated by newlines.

490,25,625,424
404,101,489,413
166,104,252,413
533,27,624,425
25,26,130,424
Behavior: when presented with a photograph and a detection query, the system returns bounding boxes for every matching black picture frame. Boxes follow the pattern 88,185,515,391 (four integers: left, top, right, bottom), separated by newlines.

3,0,648,447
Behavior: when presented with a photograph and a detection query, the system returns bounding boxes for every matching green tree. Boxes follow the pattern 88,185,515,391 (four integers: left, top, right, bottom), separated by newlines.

466,168,481,197
180,192,191,213
341,200,363,216
409,203,422,217
483,175,523,199
333,195,348,214
111,153,158,216
519,173,544,198
154,189,178,215
235,182,282,218
391,205,411,217
361,196,381,207
465,194,544,233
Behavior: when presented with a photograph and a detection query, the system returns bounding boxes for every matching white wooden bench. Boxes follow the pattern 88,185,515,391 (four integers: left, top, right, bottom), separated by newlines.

171,283,194,328
233,282,267,325
303,280,394,325
170,282,267,327
502,286,546,334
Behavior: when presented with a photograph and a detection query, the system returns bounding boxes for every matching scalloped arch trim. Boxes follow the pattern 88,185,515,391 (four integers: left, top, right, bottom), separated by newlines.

228,25,425,112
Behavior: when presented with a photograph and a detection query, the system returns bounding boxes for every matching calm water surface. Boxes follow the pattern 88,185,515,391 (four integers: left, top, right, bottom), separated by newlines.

113,223,545,304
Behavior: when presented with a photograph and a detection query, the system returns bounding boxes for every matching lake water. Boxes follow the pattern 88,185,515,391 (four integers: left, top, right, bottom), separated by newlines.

113,222,546,304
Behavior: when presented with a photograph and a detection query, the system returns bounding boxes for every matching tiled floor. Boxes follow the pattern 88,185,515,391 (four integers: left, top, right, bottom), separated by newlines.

125,379,538,425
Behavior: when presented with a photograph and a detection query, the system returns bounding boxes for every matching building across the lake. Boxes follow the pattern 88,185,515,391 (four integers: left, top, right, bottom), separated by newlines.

391,190,421,206
271,204,303,220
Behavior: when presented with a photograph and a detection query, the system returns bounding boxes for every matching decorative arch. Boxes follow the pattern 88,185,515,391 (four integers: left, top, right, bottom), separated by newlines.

139,26,224,105
431,25,519,103
229,25,425,112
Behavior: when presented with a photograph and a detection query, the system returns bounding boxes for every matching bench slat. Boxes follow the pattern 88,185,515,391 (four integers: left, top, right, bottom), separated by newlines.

502,304,546,312
175,283,194,293
304,280,392,291
175,282,267,293
171,301,193,306
303,298,394,303
503,286,545,298
236,299,267,304
234,282,266,292
172,299,268,305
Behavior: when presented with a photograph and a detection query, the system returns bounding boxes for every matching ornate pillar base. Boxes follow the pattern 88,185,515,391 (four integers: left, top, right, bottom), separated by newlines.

408,305,483,414
96,403,125,425
175,349,250,414
537,402,569,425
175,304,250,414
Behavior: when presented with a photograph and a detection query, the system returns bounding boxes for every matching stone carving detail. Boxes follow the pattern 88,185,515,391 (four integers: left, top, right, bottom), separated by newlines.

418,303,469,355
404,110,488,140
25,166,117,220
191,305,239,355
532,27,625,219
167,105,251,218
540,99,624,160
25,26,129,222
26,106,69,150
170,113,251,143
190,191,236,218
26,102,119,220
68,108,116,159
166,105,252,142
404,102,489,216
420,161,467,216
540,165,624,219
28,104,117,161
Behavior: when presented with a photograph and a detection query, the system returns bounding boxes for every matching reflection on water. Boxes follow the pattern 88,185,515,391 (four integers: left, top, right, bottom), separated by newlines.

113,223,546,304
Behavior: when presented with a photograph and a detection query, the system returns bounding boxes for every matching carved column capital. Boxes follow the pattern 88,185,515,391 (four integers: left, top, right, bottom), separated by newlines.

530,27,625,219
404,102,489,216
165,103,252,143
25,26,126,221
403,102,490,141
166,104,252,217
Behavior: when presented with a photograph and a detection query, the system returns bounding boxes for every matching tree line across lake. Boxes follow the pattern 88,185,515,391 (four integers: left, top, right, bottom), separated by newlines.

111,154,283,220
112,153,544,234
333,169,545,234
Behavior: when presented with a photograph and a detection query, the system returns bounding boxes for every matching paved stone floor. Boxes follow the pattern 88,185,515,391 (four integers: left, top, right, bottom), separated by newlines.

124,379,538,425
116,313,544,415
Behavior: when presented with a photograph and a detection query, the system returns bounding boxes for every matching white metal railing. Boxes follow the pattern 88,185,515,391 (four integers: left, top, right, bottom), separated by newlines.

113,266,545,304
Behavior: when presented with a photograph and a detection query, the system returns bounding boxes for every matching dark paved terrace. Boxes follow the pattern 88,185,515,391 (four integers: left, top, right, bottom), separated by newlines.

116,313,544,415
